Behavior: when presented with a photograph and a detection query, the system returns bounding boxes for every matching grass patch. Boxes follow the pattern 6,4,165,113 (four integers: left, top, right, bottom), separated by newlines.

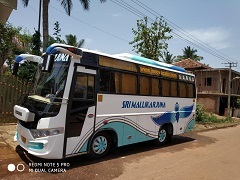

195,104,240,131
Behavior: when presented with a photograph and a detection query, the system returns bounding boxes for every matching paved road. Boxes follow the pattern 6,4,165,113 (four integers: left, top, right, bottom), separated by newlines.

0,125,240,180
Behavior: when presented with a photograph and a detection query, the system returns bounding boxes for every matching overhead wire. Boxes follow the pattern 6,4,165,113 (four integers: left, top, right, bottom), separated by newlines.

28,3,130,43
29,0,235,64
129,0,235,63
49,5,129,43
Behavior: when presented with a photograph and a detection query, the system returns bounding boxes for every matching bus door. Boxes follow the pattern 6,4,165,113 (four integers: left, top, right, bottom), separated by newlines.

64,66,97,154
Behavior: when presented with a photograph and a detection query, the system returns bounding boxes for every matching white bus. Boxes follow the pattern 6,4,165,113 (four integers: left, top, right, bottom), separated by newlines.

14,43,196,159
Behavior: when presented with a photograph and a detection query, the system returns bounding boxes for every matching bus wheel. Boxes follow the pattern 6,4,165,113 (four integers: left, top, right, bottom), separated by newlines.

155,125,169,146
89,132,110,158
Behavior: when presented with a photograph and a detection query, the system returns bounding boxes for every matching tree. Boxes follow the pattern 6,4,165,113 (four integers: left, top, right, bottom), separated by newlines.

12,27,33,57
0,21,17,68
17,61,38,82
53,21,63,43
162,51,176,64
22,0,107,52
65,34,85,47
176,46,203,61
32,30,42,56
129,17,172,61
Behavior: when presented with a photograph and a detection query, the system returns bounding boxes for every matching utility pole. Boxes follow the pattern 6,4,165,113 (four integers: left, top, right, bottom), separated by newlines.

38,0,42,33
223,62,238,119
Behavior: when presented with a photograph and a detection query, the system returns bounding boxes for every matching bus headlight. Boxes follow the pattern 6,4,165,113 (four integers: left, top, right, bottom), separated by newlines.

30,127,64,138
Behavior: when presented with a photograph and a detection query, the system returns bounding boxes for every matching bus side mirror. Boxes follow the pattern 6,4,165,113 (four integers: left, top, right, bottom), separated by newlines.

12,62,19,75
42,54,54,72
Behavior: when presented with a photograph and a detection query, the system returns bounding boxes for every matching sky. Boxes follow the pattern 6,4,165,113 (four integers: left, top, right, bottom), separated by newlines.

8,0,240,72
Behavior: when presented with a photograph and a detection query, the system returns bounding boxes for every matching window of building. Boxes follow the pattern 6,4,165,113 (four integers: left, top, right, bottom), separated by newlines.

205,77,212,86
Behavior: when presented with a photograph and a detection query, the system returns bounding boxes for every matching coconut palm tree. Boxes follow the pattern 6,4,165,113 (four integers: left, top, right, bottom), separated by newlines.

65,34,85,48
22,0,106,52
176,46,203,61
162,51,176,64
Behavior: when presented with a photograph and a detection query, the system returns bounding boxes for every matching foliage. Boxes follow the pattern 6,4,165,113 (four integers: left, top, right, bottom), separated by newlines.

65,34,85,47
46,22,85,48
129,17,172,61
234,98,240,108
0,21,18,68
17,61,38,82
162,51,176,64
46,35,56,48
196,103,230,123
22,0,107,51
196,104,206,122
53,21,63,43
176,46,203,61
14,27,33,54
32,30,42,56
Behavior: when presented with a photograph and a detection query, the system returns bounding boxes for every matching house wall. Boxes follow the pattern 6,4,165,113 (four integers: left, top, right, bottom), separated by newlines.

197,95,219,114
195,70,240,95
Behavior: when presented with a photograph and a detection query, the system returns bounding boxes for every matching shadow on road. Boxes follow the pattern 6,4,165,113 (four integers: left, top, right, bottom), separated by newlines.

15,133,199,174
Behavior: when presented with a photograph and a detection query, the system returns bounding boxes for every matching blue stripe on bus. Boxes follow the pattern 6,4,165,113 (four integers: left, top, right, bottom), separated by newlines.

16,56,24,63
131,55,186,72
185,119,195,132
99,121,155,146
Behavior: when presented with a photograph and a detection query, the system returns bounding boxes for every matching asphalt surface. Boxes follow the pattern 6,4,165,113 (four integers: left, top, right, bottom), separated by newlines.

0,124,240,180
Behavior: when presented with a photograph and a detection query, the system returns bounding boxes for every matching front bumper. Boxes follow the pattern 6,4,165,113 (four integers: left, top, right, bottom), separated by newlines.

17,122,64,159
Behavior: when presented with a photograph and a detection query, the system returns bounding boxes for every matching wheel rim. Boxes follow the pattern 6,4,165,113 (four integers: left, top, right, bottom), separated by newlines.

92,136,108,154
159,129,167,142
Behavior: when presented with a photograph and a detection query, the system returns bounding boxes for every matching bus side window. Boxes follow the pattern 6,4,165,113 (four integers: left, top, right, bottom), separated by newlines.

170,81,178,97
151,78,159,96
99,70,120,93
179,82,187,98
140,76,150,95
121,73,137,94
162,79,170,96
187,83,194,98
99,70,110,92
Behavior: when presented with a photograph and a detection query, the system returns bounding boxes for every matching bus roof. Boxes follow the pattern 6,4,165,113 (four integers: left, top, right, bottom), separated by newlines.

80,48,194,76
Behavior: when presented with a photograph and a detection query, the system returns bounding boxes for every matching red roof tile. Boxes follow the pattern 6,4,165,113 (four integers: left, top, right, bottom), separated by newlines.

173,58,212,70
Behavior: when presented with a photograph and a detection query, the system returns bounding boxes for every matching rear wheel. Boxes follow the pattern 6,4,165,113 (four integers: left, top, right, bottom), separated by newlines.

89,132,110,158
155,125,171,146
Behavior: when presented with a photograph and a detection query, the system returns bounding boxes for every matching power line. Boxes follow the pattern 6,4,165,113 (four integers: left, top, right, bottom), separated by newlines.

25,3,130,43
30,0,236,64
110,0,234,63
109,0,145,19
130,0,235,63
49,5,129,43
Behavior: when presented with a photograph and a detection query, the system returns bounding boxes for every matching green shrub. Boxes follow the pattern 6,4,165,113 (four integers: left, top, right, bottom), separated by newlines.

196,104,206,122
196,103,231,123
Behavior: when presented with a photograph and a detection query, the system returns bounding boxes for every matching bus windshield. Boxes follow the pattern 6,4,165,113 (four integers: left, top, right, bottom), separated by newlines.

21,53,70,117
35,54,70,98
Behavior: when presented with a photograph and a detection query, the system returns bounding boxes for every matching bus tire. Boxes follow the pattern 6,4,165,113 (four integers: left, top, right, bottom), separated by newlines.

89,132,111,158
155,125,169,146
